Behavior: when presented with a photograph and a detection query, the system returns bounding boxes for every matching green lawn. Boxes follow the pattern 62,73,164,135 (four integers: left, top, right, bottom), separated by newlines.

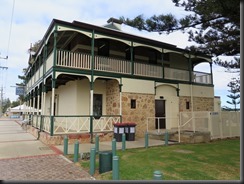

75,138,240,180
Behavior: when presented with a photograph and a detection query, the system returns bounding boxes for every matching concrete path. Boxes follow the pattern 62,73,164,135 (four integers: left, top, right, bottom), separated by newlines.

0,117,176,181
0,118,93,181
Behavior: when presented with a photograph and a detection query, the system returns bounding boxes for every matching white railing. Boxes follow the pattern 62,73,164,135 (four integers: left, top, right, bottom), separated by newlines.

134,62,162,78
32,115,41,129
164,67,189,81
40,115,120,135
46,52,54,71
57,50,91,69
53,116,90,134
94,56,131,74
43,116,51,133
146,117,179,134
93,116,120,132
192,71,212,84
37,50,213,84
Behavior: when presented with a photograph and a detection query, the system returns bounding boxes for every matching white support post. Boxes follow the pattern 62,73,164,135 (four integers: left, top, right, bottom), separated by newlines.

51,88,55,116
43,91,46,115
119,90,122,116
33,96,36,115
90,90,94,116
29,98,32,115
37,94,40,115
41,91,44,115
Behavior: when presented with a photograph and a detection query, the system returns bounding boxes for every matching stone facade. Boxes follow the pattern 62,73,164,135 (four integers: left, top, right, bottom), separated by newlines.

106,80,155,139
106,79,120,115
121,92,155,138
179,96,214,112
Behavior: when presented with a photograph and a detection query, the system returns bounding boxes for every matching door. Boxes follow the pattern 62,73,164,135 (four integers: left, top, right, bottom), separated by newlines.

155,100,166,129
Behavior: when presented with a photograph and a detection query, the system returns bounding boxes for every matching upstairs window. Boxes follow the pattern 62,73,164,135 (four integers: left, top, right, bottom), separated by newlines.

148,50,157,65
97,40,109,57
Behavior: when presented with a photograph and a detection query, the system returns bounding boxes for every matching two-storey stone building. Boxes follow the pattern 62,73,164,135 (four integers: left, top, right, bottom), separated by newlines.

24,18,214,144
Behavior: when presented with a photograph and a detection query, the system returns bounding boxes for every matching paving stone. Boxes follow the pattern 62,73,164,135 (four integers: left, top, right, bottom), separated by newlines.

0,154,94,181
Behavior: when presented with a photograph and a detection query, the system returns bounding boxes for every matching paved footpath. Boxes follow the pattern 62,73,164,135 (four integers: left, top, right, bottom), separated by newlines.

0,118,93,181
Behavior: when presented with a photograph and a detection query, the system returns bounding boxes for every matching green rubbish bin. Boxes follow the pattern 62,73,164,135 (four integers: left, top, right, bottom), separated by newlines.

99,151,112,174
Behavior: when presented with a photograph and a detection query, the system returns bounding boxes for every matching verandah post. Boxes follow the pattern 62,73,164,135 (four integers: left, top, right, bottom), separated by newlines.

50,27,57,136
90,30,95,143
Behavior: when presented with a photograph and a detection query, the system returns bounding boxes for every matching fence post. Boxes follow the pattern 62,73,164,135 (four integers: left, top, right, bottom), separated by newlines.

112,156,119,180
145,131,148,148
112,138,116,157
153,170,163,180
74,140,79,163
157,118,160,134
122,133,126,151
95,134,99,153
164,131,168,146
90,148,96,176
178,112,181,143
63,136,68,155
208,112,212,139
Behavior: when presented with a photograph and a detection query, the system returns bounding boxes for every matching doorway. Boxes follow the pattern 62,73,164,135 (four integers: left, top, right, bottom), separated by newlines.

155,100,166,129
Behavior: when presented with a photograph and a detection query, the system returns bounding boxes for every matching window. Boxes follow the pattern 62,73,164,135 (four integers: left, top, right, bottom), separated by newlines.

149,50,157,64
97,40,109,57
125,46,133,60
131,99,136,109
93,94,103,119
163,53,170,61
186,101,190,109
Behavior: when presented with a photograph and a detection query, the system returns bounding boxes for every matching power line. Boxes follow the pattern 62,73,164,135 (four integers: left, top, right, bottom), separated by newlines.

6,0,15,58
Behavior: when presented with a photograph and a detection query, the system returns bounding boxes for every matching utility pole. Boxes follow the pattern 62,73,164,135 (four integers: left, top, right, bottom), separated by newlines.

0,54,8,117
0,87,4,117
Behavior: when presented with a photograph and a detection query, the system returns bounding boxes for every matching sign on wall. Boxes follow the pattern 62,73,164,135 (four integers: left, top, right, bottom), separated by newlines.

16,86,25,95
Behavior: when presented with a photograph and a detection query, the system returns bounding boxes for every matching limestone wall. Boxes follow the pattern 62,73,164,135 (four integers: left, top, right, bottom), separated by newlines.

106,80,120,115
122,92,155,138
179,96,214,112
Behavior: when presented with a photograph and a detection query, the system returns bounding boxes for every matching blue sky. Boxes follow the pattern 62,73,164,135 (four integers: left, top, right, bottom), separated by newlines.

0,0,240,109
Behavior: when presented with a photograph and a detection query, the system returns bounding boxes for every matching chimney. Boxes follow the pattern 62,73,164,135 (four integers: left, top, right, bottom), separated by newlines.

104,17,123,31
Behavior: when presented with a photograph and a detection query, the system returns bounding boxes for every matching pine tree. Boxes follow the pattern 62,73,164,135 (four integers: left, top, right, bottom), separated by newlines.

120,0,240,73
225,78,240,111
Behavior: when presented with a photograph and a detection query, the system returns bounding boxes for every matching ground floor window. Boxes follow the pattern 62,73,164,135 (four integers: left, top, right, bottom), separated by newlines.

93,94,102,119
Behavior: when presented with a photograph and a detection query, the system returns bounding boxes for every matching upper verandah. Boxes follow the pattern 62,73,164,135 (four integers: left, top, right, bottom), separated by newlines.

33,18,212,63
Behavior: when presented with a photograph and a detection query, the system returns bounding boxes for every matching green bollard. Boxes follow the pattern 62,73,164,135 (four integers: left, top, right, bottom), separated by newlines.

165,131,168,146
145,132,148,148
73,140,79,162
122,133,126,151
95,134,99,153
153,170,163,180
63,136,68,155
89,148,96,176
112,138,116,157
112,156,119,180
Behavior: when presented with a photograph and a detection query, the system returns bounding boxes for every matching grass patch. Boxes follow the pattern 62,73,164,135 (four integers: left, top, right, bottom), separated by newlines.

68,138,240,180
